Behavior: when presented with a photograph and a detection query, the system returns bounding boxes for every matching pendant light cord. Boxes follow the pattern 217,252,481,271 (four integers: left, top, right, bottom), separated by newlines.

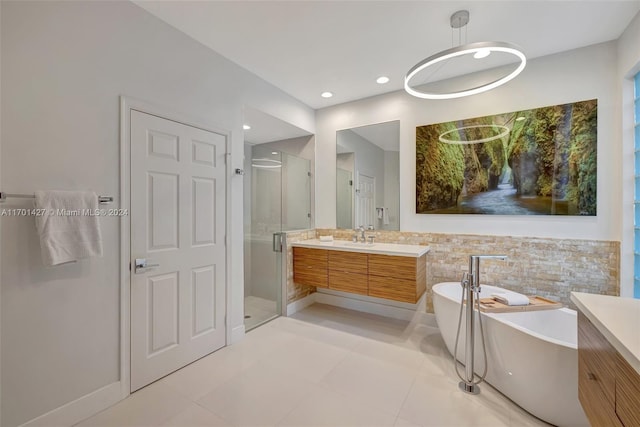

451,16,468,47
405,9,526,100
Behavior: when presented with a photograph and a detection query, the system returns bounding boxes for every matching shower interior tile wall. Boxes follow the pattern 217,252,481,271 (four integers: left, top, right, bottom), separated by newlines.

287,229,619,312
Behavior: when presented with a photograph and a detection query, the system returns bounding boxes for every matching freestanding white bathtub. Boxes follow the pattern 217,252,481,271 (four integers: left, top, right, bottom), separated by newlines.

432,282,589,427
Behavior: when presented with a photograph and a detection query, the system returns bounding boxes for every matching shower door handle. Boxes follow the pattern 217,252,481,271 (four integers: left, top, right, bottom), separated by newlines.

272,232,283,253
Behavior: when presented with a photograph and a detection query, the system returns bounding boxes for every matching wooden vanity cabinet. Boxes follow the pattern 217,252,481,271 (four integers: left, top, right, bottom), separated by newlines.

292,246,427,304
615,352,640,427
368,253,427,303
328,250,368,295
577,311,640,427
293,247,328,288
577,311,621,426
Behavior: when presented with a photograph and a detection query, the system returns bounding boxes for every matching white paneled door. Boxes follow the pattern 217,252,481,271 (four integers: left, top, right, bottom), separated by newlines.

356,173,375,229
130,110,227,391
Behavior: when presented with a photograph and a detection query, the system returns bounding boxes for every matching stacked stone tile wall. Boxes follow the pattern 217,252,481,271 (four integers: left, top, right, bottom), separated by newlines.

298,229,619,312
284,229,317,303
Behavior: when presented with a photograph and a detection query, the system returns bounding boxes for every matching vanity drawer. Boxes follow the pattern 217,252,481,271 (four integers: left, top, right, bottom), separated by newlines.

293,247,328,267
293,265,328,288
368,275,417,303
293,247,328,288
577,311,617,407
615,352,640,427
368,254,416,280
328,250,368,274
578,352,623,427
328,270,368,295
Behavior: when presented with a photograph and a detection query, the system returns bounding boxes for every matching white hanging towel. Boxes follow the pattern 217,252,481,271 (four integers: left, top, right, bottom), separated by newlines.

382,207,390,225
34,190,103,266
491,291,530,306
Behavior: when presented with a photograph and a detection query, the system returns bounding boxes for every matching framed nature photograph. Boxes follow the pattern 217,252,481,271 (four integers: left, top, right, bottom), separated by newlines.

415,99,597,215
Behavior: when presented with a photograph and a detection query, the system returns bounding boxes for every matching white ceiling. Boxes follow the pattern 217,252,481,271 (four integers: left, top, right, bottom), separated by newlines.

350,121,400,152
134,1,640,110
243,106,312,145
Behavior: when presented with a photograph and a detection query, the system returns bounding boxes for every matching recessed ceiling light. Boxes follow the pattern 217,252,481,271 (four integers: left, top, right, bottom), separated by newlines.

376,76,390,84
321,91,333,98
473,49,491,59
271,151,278,155
243,124,251,130
516,116,526,121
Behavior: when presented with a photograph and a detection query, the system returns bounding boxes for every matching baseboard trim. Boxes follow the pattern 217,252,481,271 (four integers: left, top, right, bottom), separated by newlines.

315,290,427,322
230,324,245,344
286,293,316,316
19,381,122,427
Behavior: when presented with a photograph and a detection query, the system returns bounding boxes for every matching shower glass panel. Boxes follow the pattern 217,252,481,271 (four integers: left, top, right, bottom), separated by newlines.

244,146,311,331
282,153,311,231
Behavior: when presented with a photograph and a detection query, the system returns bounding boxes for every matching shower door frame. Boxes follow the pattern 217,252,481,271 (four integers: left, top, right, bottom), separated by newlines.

244,148,284,331
244,150,312,326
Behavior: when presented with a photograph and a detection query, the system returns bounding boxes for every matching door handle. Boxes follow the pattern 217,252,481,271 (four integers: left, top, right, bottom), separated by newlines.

134,258,159,274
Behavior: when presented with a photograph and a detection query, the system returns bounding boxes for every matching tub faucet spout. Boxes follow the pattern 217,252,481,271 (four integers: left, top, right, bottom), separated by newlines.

459,254,507,395
468,255,508,291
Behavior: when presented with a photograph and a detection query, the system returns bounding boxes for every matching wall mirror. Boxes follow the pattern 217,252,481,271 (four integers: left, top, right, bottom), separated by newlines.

336,120,400,231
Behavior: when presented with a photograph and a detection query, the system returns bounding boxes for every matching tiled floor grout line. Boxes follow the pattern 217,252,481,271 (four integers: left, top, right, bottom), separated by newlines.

192,400,238,427
76,305,550,427
393,371,421,427
271,382,325,427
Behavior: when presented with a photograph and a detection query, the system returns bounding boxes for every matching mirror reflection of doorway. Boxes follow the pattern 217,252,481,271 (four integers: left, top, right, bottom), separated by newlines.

356,173,375,229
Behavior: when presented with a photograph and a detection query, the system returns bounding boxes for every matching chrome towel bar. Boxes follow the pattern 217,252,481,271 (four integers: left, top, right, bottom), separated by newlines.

0,192,114,204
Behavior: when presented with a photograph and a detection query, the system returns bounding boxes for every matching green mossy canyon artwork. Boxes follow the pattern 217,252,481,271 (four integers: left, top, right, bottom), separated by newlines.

416,99,597,215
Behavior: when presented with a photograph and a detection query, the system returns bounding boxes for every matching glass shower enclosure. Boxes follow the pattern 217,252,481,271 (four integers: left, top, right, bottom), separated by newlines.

243,145,311,331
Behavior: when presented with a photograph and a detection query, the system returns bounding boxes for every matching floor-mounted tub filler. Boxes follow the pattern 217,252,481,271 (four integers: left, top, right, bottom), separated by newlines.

433,280,590,427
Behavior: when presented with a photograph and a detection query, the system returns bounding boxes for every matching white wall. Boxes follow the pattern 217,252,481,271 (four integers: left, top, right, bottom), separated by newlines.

316,41,620,244
383,151,400,230
618,11,640,298
336,153,355,229
0,2,314,426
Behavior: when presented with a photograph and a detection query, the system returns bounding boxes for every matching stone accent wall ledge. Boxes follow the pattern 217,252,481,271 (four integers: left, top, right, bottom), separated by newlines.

304,229,620,313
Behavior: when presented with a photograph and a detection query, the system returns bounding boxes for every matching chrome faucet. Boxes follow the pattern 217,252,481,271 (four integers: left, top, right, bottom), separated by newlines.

358,225,366,243
468,255,508,292
459,254,507,395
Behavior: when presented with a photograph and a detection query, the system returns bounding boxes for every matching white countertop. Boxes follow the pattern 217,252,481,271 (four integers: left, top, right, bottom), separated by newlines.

571,292,640,374
291,239,430,257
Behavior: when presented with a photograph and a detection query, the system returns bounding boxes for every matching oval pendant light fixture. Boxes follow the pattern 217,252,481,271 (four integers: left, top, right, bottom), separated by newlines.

404,10,526,100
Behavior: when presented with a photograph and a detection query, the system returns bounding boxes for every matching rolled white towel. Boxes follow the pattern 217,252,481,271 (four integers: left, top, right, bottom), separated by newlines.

491,291,530,306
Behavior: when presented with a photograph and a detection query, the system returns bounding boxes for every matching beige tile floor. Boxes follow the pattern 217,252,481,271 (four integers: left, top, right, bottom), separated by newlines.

76,304,551,427
244,296,278,331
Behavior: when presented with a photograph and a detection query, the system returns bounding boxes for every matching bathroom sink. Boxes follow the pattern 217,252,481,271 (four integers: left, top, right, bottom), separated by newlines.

343,242,376,248
292,239,430,257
